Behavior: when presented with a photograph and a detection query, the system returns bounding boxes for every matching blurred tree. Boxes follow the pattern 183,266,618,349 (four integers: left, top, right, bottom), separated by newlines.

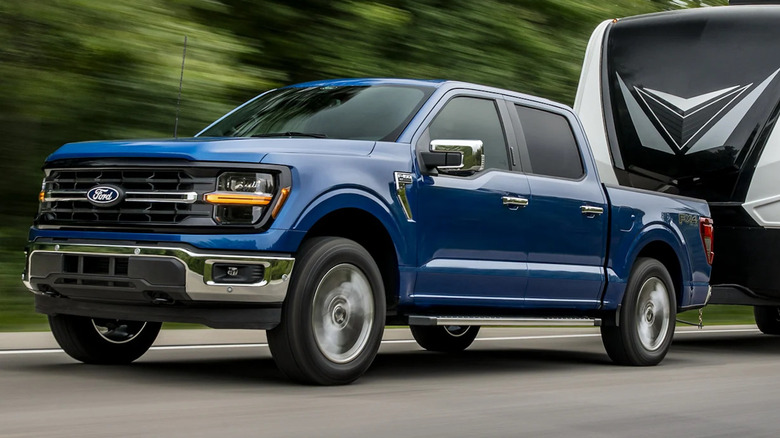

0,0,273,218
0,0,273,328
191,0,729,104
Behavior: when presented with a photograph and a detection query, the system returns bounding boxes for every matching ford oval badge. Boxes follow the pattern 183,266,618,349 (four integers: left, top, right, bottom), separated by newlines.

86,185,123,207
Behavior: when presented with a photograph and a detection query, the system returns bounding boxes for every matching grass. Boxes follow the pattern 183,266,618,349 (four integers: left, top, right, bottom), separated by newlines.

0,218,49,331
678,305,755,326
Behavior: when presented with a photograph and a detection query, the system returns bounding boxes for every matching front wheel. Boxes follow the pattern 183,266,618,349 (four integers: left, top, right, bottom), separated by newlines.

410,325,480,352
267,237,385,385
601,257,676,366
49,315,161,364
754,306,780,335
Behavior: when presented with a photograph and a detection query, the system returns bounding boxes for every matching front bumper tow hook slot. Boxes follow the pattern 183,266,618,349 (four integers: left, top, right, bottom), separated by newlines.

152,297,175,305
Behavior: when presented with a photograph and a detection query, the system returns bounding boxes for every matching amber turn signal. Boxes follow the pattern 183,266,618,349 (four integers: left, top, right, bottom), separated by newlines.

271,187,291,218
204,192,272,206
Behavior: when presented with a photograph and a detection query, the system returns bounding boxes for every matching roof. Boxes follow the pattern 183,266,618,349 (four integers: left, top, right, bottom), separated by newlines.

283,78,447,89
281,78,569,112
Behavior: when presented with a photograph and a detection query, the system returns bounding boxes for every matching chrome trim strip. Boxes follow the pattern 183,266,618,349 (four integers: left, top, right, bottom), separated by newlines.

408,315,602,327
24,242,294,303
43,190,198,204
124,191,198,203
502,196,529,207
393,171,414,221
411,293,599,304
580,205,604,215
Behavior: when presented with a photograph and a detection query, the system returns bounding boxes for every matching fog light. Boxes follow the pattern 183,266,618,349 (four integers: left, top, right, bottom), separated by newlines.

211,263,265,284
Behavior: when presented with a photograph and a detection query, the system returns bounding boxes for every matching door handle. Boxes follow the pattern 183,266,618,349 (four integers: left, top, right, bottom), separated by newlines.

502,196,529,208
581,205,604,215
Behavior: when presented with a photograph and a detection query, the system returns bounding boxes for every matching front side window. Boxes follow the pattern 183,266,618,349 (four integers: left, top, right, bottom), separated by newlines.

515,105,583,179
199,85,433,141
428,97,509,171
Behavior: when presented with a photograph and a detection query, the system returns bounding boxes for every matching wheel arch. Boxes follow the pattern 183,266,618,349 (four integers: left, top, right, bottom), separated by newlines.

608,223,694,310
293,191,407,313
635,240,684,308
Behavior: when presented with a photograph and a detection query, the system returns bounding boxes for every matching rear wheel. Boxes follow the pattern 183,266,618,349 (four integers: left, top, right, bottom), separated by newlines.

410,325,480,352
754,306,780,335
267,237,385,385
601,257,676,366
49,315,161,364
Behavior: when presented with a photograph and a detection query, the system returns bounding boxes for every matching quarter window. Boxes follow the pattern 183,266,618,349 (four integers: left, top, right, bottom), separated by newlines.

428,97,509,171
515,105,584,179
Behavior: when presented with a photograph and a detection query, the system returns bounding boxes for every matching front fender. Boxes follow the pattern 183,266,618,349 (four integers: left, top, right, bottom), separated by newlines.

290,188,412,266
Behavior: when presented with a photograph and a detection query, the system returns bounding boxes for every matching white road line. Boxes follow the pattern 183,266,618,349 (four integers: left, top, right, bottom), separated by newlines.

0,349,66,355
152,343,267,351
0,327,761,356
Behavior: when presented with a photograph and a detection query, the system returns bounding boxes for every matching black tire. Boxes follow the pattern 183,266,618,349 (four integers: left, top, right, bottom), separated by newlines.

410,325,480,352
49,315,161,364
267,237,386,385
601,257,676,366
754,306,780,335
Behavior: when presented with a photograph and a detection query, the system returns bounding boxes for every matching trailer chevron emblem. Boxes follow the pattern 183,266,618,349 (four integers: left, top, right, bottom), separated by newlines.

618,67,780,156
635,84,751,152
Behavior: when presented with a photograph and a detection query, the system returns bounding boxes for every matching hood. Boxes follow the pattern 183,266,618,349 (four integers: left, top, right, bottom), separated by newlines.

45,137,376,164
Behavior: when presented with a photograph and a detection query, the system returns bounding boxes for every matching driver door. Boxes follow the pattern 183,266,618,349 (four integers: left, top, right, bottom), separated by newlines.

413,93,531,308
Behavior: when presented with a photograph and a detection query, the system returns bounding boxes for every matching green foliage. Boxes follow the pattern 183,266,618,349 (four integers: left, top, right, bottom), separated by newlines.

0,0,727,331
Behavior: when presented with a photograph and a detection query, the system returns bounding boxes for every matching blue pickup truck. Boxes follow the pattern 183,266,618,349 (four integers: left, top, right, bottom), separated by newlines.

23,78,714,384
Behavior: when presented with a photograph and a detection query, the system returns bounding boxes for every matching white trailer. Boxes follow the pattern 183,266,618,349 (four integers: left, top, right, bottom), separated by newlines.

575,3,780,333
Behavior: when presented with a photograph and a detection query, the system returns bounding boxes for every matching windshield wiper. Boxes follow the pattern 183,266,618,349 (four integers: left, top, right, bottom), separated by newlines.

249,132,327,138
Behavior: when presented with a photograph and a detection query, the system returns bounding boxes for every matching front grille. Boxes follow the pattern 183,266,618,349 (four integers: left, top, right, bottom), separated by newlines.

38,168,216,227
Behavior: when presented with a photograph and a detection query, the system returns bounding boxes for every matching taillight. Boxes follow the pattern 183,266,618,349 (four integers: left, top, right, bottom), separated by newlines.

699,217,714,265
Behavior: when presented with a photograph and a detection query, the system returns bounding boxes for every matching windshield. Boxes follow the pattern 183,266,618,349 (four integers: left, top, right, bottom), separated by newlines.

198,84,434,141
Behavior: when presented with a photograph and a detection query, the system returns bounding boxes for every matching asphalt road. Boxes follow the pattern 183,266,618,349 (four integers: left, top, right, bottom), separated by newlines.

1,325,780,437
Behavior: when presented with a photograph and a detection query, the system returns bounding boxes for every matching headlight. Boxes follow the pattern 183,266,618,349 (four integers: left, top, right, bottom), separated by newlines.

205,172,275,225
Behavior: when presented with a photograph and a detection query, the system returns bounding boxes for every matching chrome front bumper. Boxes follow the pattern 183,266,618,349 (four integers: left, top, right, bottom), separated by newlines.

23,242,295,304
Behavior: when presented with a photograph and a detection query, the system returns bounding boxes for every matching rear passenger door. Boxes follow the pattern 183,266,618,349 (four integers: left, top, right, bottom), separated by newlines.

506,100,608,309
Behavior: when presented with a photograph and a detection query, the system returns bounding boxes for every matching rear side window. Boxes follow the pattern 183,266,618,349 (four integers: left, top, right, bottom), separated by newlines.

429,97,509,171
515,105,583,179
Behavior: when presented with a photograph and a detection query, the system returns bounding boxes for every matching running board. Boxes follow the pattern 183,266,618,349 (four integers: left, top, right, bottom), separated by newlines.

408,316,601,327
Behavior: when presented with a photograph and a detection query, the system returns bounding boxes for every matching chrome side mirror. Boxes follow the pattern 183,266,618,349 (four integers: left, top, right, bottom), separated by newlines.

423,140,484,175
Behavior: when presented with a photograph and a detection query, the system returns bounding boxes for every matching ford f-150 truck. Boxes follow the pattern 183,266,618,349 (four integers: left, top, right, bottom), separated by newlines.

23,79,714,384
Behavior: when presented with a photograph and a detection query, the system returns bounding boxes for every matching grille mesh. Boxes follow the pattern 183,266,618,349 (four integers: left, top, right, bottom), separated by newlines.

38,168,216,227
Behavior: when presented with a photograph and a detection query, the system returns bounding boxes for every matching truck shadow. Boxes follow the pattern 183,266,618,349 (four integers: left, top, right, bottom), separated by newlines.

672,332,780,355
23,346,609,388
367,348,609,381
20,332,780,387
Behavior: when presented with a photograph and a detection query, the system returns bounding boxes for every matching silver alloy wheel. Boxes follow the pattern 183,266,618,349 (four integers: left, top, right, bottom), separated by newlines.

91,319,148,344
443,326,471,337
635,277,670,351
311,263,375,364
